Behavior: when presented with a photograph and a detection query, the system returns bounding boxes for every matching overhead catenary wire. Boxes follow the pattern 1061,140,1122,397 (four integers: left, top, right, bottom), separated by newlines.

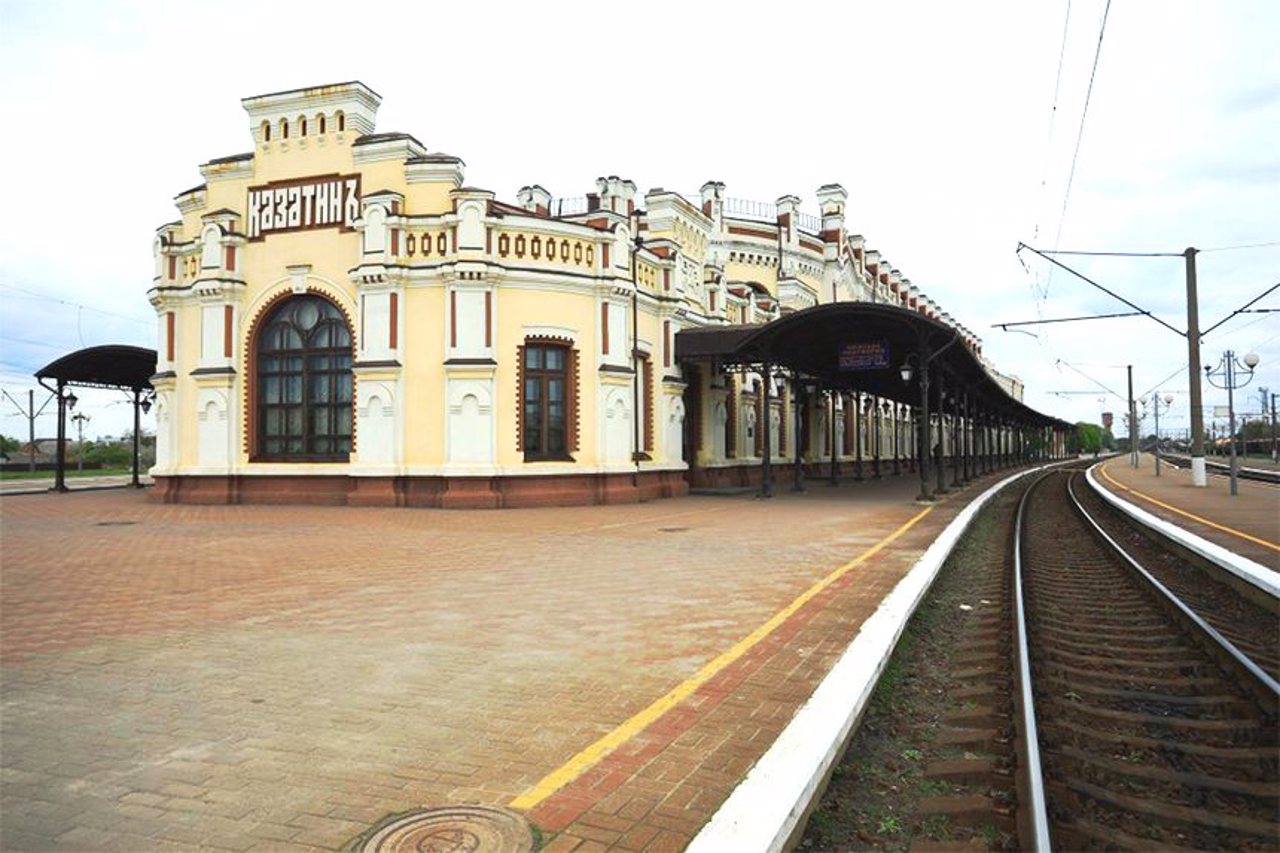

0,282,153,327
1032,0,1074,249
1200,282,1280,337
1055,358,1124,401
1045,0,1113,300
1199,241,1280,253
1017,243,1185,336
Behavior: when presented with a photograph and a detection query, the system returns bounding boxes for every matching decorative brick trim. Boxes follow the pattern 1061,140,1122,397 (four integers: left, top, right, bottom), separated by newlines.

389,292,398,349
516,335,580,458
643,357,654,453
241,287,357,460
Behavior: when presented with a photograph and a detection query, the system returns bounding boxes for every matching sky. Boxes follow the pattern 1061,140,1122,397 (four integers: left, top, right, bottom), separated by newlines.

0,0,1276,444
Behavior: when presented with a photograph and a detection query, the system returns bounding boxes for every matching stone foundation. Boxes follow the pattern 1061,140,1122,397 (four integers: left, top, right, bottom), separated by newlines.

152,470,689,509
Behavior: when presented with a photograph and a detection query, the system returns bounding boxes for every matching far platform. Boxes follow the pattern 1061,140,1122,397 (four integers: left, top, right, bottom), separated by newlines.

1092,453,1279,570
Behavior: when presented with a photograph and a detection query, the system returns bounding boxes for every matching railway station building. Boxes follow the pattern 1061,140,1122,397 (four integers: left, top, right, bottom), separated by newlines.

148,81,1068,508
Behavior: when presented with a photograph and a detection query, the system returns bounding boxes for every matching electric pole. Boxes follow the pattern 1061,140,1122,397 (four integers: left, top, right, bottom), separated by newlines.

2,388,55,472
1184,247,1207,486
1127,365,1137,467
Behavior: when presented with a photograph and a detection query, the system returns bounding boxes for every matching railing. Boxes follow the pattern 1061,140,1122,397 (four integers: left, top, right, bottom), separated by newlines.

550,196,588,217
550,193,823,233
797,212,822,233
723,197,777,222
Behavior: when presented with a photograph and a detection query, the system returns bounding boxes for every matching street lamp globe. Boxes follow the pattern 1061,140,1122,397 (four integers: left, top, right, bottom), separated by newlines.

1163,393,1174,406
1244,352,1260,369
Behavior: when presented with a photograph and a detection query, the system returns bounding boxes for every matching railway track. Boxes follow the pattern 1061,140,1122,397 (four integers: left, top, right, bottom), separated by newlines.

1015,467,1279,850
804,463,1277,849
1161,453,1280,486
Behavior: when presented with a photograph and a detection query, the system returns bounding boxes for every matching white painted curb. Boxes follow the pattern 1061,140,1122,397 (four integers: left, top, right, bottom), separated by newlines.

1085,465,1278,598
686,464,1057,853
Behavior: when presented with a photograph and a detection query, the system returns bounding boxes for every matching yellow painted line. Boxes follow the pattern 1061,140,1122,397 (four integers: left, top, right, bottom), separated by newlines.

509,504,935,811
1099,462,1280,553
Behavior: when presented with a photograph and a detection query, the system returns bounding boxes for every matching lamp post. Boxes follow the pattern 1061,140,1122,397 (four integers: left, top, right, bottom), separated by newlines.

853,392,864,481
1205,350,1260,496
71,411,91,473
899,353,931,501
1270,391,1278,463
53,387,77,493
1145,393,1174,476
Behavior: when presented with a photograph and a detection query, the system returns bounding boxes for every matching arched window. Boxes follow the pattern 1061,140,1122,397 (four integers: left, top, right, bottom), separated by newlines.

335,111,345,132
255,295,352,460
298,115,308,137
261,120,271,142
279,118,289,140
317,113,326,134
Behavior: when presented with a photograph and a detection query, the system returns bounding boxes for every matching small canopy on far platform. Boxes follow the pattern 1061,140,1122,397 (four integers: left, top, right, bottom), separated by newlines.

34,344,158,492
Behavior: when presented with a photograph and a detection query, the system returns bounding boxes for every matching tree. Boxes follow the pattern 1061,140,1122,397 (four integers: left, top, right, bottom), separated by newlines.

0,434,19,454
1075,422,1105,454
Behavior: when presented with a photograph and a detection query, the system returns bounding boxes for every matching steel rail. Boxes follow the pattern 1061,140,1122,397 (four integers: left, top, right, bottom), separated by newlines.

1162,454,1280,486
1065,473,1280,702
1012,472,1054,853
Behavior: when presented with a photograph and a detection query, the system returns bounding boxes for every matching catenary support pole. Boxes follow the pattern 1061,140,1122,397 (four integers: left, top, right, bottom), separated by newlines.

1127,365,1138,467
1185,247,1207,486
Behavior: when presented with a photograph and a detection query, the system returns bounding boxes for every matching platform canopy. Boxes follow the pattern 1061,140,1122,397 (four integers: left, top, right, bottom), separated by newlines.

676,302,1068,428
35,345,157,392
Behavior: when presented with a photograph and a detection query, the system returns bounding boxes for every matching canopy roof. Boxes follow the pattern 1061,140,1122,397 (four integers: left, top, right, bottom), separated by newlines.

676,302,1068,427
35,345,157,392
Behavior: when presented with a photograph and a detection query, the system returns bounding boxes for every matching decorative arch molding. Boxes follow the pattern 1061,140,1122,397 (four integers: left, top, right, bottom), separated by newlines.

240,283,357,460
447,379,492,411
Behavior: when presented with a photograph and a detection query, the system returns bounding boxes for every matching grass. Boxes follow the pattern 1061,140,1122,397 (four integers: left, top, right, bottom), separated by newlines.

1,467,133,480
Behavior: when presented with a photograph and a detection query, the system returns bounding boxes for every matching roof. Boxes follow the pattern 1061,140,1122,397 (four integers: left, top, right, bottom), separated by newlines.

204,152,254,166
353,132,425,148
675,302,1068,427
36,345,157,392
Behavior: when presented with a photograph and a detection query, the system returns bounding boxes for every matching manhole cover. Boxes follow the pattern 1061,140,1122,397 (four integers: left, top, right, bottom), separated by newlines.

348,805,534,853
96,521,138,526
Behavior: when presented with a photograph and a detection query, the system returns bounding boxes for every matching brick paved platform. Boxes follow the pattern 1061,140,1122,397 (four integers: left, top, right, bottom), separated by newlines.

1094,454,1279,569
1,464,1026,852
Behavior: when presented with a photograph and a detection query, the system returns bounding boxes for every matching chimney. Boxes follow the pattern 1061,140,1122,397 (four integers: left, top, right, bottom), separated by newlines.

776,195,801,250
597,176,637,215
815,184,847,240
517,185,551,216
700,181,725,223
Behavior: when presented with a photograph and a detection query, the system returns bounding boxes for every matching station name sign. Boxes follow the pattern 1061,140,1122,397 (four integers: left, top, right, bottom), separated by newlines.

838,340,890,371
247,173,361,240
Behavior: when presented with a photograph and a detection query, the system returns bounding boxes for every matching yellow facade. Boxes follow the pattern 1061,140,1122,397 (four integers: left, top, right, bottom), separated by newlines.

149,81,1000,507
